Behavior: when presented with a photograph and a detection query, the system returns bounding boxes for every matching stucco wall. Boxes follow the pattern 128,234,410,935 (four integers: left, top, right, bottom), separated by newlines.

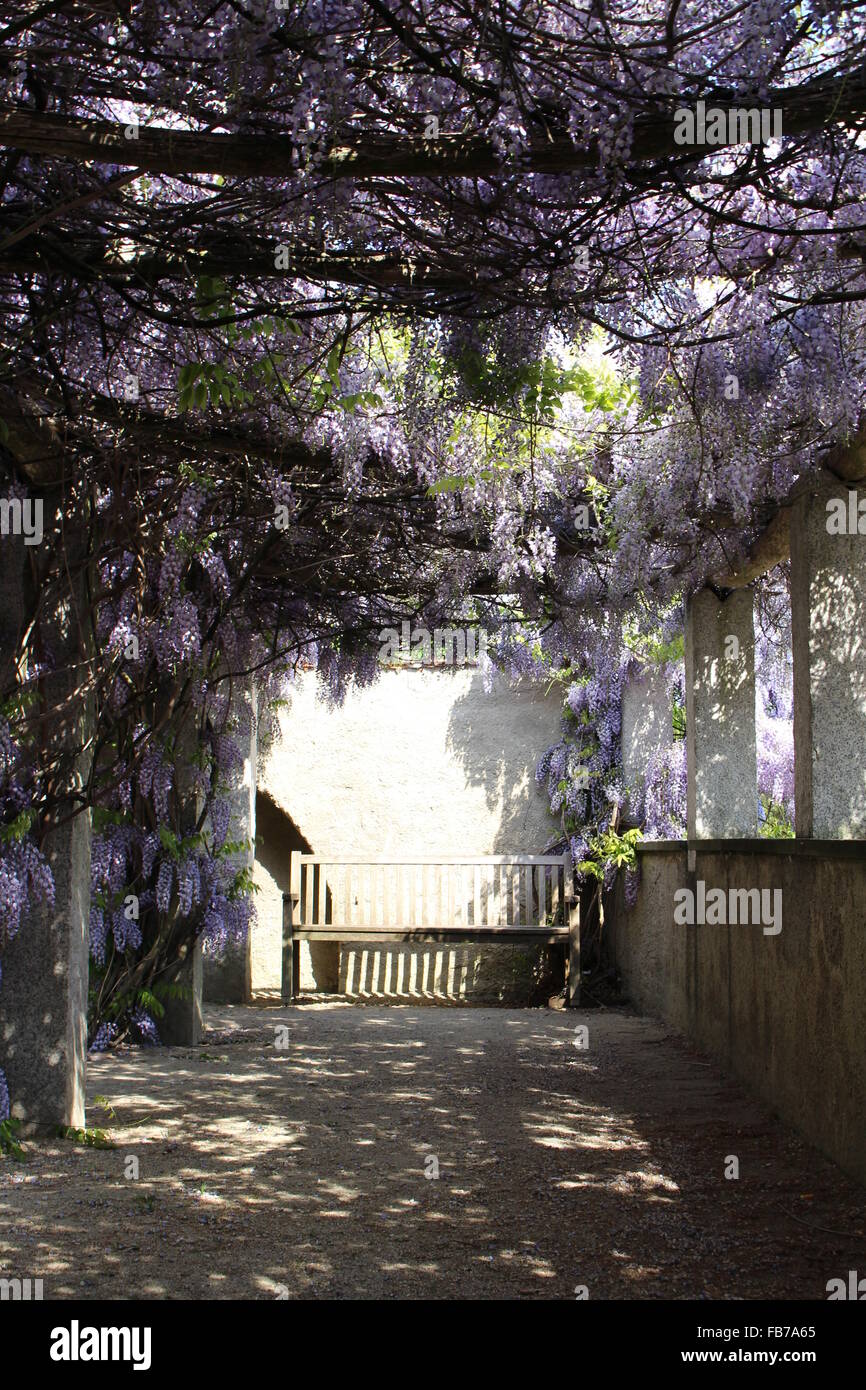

253,667,564,1002
610,842,866,1183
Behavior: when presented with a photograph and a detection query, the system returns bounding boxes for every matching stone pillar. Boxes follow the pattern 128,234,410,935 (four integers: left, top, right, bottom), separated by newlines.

685,586,757,838
622,665,672,813
0,531,91,1134
202,689,256,1004
790,481,866,838
159,940,204,1046
2,808,91,1134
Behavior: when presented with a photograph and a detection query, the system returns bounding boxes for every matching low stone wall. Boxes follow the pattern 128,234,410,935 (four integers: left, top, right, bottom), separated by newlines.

610,841,866,1184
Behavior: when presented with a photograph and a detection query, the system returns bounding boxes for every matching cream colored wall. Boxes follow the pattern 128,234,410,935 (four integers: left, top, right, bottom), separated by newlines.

261,667,561,855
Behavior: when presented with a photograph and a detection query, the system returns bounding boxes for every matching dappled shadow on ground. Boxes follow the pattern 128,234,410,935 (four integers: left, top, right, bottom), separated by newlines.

1,1004,863,1299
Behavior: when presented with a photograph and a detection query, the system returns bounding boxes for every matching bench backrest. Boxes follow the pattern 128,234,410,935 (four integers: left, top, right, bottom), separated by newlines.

289,852,574,931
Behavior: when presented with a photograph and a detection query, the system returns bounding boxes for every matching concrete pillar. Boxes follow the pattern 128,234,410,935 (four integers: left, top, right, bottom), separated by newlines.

1,807,91,1134
159,940,203,1046
203,688,256,1004
791,481,866,837
622,664,672,806
685,587,757,838
1,534,91,1133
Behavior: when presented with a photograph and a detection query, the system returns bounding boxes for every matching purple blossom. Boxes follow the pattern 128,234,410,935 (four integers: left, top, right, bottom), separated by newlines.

130,1008,160,1046
89,1022,118,1053
155,860,174,915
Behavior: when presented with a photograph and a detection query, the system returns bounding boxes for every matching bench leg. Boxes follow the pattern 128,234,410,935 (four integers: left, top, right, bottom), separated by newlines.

281,893,297,1004
566,897,581,1007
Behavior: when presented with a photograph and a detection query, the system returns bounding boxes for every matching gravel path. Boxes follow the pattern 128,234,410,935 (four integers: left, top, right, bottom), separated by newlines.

1,1002,863,1299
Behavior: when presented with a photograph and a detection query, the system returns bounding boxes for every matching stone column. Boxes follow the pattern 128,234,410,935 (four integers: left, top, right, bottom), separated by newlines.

2,809,91,1133
159,940,204,1046
1,531,91,1134
790,480,866,838
685,587,757,838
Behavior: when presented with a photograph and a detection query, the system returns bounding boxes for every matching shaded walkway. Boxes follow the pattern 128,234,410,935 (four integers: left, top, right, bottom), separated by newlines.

1,1004,863,1299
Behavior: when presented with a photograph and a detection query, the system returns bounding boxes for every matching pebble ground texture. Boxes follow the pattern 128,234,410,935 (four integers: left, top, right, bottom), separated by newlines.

1,1002,864,1299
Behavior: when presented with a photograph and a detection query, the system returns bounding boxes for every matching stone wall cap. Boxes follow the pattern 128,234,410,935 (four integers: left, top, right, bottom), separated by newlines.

637,838,866,859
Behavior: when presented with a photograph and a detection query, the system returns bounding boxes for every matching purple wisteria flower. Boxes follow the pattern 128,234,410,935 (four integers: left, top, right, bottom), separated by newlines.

130,1008,160,1046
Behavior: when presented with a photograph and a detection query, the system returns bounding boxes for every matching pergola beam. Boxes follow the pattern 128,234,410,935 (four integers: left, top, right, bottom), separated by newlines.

1,69,865,181
710,430,866,590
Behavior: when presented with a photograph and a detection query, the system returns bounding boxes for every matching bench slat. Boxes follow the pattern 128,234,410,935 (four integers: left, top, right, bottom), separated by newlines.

318,861,326,927
294,855,571,865
292,927,569,943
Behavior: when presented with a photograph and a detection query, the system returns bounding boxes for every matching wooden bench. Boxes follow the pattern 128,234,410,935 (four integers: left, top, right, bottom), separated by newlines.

282,852,580,1005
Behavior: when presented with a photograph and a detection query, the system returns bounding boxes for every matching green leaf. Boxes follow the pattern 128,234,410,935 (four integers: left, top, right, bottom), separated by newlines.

427,475,475,495
58,1125,117,1150
177,364,201,390
158,825,180,860
326,344,342,385
92,1094,117,1121
0,808,36,843
0,1116,25,1160
135,988,166,1020
152,980,192,1002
